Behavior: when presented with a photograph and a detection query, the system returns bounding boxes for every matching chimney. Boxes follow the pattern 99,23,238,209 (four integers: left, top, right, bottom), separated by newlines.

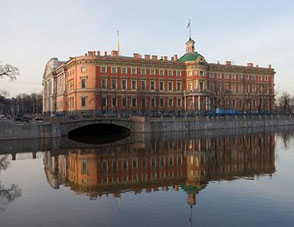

160,56,163,60
247,63,253,68
163,56,168,61
173,54,178,61
268,64,272,69
104,51,107,56
133,53,140,59
171,57,174,61
225,61,231,65
111,50,119,57
256,65,259,68
144,54,150,60
217,60,220,64
152,55,158,60
88,51,94,56
97,51,100,56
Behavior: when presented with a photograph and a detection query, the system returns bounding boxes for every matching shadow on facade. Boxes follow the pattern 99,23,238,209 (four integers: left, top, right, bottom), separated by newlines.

68,123,130,144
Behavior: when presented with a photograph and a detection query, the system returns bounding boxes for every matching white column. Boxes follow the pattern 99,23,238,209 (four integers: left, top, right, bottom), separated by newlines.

192,96,195,110
184,97,187,110
198,96,201,111
206,96,208,110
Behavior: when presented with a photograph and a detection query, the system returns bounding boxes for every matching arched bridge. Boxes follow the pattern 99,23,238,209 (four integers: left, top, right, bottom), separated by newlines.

58,116,147,136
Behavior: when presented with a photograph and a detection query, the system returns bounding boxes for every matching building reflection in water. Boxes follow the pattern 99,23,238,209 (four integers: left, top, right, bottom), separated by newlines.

43,132,275,209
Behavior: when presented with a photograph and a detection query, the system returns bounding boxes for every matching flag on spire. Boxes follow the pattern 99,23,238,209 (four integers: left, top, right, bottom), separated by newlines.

187,20,191,28
187,19,191,39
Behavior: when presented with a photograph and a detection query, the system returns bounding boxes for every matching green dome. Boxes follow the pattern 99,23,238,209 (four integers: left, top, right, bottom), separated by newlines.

178,52,204,62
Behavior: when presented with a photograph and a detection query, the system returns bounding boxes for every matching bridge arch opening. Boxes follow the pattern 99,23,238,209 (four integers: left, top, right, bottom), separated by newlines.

68,123,130,144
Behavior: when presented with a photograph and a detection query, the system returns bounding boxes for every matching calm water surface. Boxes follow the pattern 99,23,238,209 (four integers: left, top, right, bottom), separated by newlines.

0,129,294,227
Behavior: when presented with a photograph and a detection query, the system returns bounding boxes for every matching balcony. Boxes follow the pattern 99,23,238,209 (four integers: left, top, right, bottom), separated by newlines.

184,88,213,96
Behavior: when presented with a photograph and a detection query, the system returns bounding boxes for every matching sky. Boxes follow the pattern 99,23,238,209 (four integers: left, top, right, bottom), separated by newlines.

1,0,294,97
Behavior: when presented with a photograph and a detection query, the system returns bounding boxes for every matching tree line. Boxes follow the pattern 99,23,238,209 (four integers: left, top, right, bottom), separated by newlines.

277,92,294,114
0,93,43,118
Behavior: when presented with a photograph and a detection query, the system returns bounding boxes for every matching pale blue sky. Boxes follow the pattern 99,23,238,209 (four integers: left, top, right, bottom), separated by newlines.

1,0,294,97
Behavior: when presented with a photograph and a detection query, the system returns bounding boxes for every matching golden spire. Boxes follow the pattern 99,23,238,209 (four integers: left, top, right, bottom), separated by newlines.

117,30,120,55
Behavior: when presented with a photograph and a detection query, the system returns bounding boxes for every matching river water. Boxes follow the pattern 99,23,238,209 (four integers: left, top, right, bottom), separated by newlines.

0,128,293,227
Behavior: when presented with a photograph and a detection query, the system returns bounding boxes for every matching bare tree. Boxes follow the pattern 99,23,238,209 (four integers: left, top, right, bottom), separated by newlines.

0,64,19,80
0,155,10,172
278,92,292,114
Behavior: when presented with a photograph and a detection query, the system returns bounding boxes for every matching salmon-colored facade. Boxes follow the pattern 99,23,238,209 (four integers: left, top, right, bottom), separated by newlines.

42,38,275,115
44,132,275,204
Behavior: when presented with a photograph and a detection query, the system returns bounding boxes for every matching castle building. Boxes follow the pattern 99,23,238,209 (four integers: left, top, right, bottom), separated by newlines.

42,37,275,115
43,132,275,203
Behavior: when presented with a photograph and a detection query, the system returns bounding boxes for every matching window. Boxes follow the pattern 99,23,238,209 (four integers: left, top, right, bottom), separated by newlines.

81,97,86,107
111,67,117,73
159,81,164,91
111,79,117,89
239,84,243,93
151,98,156,107
123,160,127,169
176,71,181,77
168,81,173,91
188,71,192,77
121,67,127,74
81,78,86,89
141,68,146,75
102,97,107,107
131,68,137,74
140,80,146,90
199,82,204,91
159,70,164,76
101,66,106,73
177,98,181,108
81,162,87,174
122,97,127,107
168,98,173,107
132,97,137,107
150,80,155,90
101,78,107,89
239,74,242,80
200,71,204,76
217,73,221,79
131,80,137,90
168,70,172,76
232,83,236,93
141,98,146,108
150,69,155,75
176,81,181,91
69,80,74,91
188,82,192,90
81,66,86,73
112,97,117,107
112,161,117,171
121,79,127,90
160,98,164,107
133,159,137,168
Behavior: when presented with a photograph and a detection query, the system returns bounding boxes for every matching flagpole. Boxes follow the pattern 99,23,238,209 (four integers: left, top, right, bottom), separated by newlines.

189,19,191,39
117,30,120,55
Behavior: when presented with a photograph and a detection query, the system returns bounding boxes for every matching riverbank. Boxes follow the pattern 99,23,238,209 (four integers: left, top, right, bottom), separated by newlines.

1,115,294,140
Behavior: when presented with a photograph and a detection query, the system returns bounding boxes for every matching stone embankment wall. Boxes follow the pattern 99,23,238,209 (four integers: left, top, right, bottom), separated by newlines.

1,116,294,140
0,121,60,140
143,115,294,133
